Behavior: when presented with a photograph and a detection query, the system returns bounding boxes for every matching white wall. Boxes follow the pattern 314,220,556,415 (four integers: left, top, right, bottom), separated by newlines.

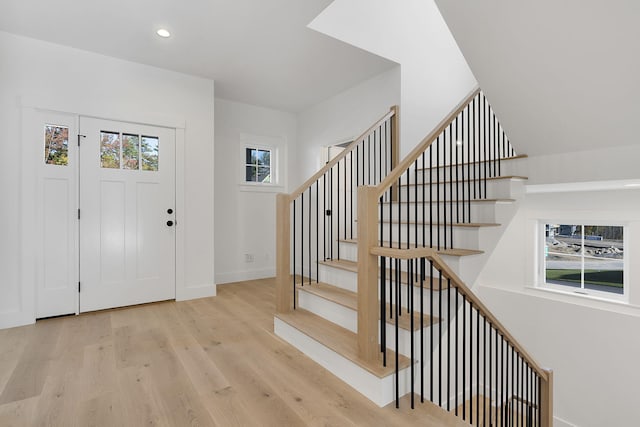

214,98,296,284
309,0,477,158
0,31,215,329
476,186,640,426
295,66,400,189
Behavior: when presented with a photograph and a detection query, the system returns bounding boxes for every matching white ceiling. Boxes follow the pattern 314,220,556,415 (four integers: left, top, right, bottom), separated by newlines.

0,0,396,112
434,0,640,156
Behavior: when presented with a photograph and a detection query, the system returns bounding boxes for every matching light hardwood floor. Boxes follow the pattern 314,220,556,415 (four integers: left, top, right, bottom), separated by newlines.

0,278,467,426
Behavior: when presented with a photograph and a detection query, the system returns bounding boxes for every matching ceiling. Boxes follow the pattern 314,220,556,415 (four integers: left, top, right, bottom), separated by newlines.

434,0,640,156
0,0,396,112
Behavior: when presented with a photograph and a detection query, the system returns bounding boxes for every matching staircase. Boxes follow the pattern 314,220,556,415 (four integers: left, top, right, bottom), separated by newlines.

274,89,553,426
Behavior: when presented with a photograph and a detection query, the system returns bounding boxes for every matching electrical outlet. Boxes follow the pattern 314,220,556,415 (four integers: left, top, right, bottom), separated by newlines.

244,253,254,263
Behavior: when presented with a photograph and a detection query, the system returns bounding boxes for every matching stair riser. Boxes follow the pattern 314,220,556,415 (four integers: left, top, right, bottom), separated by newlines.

379,223,489,250
297,290,425,357
399,158,527,183
381,201,501,224
317,264,448,316
397,179,523,202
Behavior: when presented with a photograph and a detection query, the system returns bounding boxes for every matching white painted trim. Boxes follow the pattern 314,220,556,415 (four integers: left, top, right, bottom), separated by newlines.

176,283,216,300
19,95,186,130
215,268,276,285
9,104,191,330
526,179,640,194
553,416,578,427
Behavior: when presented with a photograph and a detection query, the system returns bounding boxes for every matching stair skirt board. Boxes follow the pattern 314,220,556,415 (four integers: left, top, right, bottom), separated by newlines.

274,317,414,407
297,289,427,357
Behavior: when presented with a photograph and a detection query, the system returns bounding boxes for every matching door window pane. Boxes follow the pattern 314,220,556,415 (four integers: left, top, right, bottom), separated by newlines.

44,125,69,166
141,136,159,171
122,134,140,170
100,131,120,169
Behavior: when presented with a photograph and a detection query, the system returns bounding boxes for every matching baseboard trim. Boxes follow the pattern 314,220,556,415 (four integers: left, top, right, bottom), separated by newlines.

215,268,275,285
176,283,216,301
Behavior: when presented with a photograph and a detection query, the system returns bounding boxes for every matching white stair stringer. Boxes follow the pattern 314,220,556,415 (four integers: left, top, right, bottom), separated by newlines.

274,317,413,407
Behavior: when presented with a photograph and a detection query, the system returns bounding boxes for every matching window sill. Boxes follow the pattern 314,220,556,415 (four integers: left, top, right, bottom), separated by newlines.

480,284,640,318
238,182,284,193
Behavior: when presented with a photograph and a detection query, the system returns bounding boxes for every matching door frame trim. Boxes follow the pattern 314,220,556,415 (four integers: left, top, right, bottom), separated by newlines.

21,101,186,322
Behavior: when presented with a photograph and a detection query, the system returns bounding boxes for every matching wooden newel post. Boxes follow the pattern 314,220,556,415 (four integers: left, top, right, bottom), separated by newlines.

276,193,292,313
540,369,554,427
357,186,379,362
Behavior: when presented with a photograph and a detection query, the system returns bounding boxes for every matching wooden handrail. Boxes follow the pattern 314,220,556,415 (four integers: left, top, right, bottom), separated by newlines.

289,106,397,201
373,245,549,382
375,86,480,198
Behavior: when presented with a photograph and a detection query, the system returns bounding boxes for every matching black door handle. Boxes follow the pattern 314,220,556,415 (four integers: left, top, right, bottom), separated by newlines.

166,220,174,227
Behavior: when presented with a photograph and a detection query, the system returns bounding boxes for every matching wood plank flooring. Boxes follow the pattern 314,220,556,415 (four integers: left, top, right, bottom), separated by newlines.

0,278,467,426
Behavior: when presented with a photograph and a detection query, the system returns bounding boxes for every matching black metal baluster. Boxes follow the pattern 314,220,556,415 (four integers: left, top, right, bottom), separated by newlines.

420,257,425,403
448,123,453,249
350,151,353,240
439,270,442,408
483,94,488,197
490,325,493,427
343,158,346,249
469,301,473,425
463,294,467,421
455,286,459,416
410,259,415,409
395,258,400,408
301,192,304,286
329,167,333,260
473,96,477,200
422,153,426,248
316,181,319,281
511,346,515,427
336,161,340,260
484,317,487,427
414,160,418,249
447,277,451,412
436,137,441,250
381,255,386,366
308,187,311,286
430,260,434,403
293,199,296,308
476,308,480,426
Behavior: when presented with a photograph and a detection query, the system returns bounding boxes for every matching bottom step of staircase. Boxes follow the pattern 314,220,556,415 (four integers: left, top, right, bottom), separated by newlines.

275,309,413,407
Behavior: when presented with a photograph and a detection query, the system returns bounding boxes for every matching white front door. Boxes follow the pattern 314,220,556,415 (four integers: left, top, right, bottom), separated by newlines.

79,117,176,312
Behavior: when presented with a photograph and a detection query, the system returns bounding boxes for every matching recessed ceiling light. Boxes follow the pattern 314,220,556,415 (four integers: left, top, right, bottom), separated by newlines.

624,183,640,188
156,29,171,38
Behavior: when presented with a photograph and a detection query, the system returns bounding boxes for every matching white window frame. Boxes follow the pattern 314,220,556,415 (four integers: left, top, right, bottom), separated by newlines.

537,220,628,303
239,133,283,192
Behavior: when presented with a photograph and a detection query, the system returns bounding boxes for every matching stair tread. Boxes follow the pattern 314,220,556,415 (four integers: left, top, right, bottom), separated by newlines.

296,281,440,330
378,221,500,227
276,309,411,378
414,154,528,171
337,240,484,257
318,259,453,288
391,394,472,427
399,175,528,187
380,198,516,204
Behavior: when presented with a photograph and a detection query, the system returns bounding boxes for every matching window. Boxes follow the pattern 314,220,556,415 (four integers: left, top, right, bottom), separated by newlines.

542,223,625,299
44,124,69,166
245,147,272,184
100,131,159,171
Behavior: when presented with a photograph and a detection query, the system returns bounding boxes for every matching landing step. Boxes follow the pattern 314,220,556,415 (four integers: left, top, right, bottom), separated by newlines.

414,154,528,172
296,282,439,331
392,394,471,427
399,175,528,187
338,240,484,257
275,309,410,378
